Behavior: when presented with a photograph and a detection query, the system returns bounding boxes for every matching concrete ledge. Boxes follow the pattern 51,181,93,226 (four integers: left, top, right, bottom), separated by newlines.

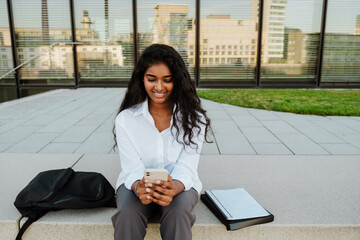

1,154,360,240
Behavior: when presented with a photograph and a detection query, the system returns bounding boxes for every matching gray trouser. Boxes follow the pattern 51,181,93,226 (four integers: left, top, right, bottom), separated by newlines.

112,184,198,240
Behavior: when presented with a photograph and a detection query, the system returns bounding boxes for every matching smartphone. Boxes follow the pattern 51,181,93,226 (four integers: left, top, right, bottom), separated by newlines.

144,169,168,183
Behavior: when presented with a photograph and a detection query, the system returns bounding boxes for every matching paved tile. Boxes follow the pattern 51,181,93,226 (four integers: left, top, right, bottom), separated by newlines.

248,108,280,121
206,110,232,121
39,142,81,153
211,120,241,134
22,114,62,126
75,113,110,126
326,117,360,133
301,114,327,121
240,127,280,143
311,118,355,135
222,104,249,116
200,99,224,110
320,144,360,155
340,134,360,148
0,120,23,134
262,121,300,134
37,117,80,133
276,134,330,155
0,89,359,156
0,142,14,152
0,119,9,125
75,132,115,154
251,143,293,155
6,133,59,153
53,125,98,143
95,115,117,133
299,127,346,144
281,117,317,128
215,133,256,154
232,115,263,127
200,141,219,155
0,125,42,143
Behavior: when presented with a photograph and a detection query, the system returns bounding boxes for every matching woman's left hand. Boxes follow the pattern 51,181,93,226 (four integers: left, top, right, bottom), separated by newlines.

150,175,184,206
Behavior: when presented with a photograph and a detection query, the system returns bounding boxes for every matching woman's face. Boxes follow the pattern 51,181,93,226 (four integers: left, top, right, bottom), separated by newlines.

144,63,174,107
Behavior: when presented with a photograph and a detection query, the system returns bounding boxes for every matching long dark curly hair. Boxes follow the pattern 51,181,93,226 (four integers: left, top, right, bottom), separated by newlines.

113,44,211,149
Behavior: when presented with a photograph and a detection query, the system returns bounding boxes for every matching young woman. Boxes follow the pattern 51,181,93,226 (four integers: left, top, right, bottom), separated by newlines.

112,44,211,240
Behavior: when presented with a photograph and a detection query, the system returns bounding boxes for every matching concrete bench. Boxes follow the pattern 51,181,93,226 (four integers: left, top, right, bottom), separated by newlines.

1,153,360,240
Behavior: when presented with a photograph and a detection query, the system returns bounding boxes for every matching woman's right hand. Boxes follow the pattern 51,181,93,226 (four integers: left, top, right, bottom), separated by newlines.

132,178,153,205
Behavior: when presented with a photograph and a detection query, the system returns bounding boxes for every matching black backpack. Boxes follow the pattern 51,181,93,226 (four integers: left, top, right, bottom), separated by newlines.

14,168,116,240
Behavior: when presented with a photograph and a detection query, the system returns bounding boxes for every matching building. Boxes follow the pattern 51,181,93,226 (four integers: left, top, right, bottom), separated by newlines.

0,10,124,79
355,14,360,35
251,0,288,63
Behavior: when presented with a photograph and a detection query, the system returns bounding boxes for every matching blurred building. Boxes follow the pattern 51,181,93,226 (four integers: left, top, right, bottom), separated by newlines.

153,4,257,68
0,10,124,79
284,28,307,64
251,0,287,63
355,14,360,35
153,3,188,53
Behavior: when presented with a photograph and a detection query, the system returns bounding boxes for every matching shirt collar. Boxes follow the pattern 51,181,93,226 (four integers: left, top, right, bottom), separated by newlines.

133,98,149,117
133,99,177,127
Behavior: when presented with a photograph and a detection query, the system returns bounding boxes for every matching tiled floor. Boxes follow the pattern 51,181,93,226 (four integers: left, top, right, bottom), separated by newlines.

0,88,360,155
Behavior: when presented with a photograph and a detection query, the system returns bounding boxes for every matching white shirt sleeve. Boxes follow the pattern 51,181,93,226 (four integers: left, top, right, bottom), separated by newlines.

115,113,145,190
171,117,205,191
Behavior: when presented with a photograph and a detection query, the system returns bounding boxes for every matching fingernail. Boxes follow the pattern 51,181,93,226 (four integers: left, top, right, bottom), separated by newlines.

146,188,150,193
148,183,152,187
147,196,150,199
145,179,149,183
156,180,160,184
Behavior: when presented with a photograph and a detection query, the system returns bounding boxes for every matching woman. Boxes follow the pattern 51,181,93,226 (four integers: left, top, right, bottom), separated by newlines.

112,44,211,240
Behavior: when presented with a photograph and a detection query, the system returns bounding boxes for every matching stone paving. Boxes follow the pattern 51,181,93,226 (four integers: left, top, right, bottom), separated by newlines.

0,88,360,155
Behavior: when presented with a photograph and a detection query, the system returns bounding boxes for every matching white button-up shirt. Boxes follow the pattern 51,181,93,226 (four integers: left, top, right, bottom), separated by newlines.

115,99,204,194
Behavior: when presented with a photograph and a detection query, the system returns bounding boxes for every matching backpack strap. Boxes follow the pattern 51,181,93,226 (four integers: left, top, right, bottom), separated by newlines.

16,217,36,240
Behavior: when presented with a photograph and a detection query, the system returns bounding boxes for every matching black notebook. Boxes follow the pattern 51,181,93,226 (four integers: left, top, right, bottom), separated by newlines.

201,188,274,231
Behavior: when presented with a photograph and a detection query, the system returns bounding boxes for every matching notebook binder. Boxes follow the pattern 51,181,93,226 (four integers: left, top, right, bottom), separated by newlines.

201,188,274,231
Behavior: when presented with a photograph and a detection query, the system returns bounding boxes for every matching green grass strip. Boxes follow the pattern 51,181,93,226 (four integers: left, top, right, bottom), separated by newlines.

197,89,360,116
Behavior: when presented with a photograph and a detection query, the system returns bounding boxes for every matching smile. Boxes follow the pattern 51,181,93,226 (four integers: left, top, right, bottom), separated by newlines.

153,92,166,97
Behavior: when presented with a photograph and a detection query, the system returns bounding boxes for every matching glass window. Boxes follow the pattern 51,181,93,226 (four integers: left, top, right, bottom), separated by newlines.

13,0,74,84
0,0,15,87
321,0,360,83
75,0,133,82
138,1,195,80
260,0,323,85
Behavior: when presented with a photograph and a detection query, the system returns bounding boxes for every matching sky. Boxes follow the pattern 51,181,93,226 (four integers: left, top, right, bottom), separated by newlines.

1,0,359,35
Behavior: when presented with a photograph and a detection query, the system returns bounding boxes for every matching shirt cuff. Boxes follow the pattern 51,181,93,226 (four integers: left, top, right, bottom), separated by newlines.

171,171,193,191
124,168,144,190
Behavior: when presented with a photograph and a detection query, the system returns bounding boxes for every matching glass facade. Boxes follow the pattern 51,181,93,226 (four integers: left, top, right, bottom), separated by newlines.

200,0,258,86
260,0,322,85
137,0,195,80
74,0,133,83
0,0,14,84
12,0,74,84
0,0,359,102
321,0,360,83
